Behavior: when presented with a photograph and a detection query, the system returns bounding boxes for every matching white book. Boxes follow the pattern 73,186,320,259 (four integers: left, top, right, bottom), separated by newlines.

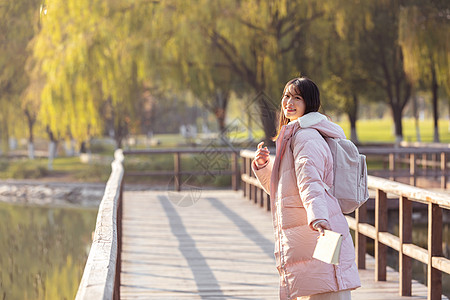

312,230,343,265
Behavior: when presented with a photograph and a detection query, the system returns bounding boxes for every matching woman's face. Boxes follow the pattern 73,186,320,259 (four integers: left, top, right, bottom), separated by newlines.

282,84,306,121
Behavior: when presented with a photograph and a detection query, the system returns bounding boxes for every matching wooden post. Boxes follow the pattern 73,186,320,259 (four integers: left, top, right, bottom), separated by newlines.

432,153,437,180
249,178,253,202
422,153,428,177
246,158,252,200
174,152,181,191
242,157,247,198
375,189,387,281
399,196,412,296
441,152,447,189
265,194,270,212
355,204,367,269
260,189,264,207
231,152,239,191
410,153,416,186
428,203,443,300
115,179,124,300
389,153,395,181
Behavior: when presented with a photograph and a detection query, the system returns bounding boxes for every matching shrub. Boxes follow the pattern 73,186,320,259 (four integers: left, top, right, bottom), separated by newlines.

8,161,48,179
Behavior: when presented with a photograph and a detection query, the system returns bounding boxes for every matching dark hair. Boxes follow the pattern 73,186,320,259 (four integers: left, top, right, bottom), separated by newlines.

272,77,321,141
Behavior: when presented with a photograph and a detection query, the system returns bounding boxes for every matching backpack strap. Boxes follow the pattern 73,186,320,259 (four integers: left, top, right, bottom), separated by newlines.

289,127,332,192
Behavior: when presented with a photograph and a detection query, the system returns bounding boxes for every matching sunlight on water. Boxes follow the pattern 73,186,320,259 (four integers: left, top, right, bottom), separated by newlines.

0,202,97,300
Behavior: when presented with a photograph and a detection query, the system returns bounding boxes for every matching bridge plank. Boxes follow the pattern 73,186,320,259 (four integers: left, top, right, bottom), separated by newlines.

120,190,278,299
120,190,447,299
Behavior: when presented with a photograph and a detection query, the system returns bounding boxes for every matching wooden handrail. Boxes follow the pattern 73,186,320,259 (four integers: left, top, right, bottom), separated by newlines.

123,148,239,155
243,146,450,189
400,141,450,149
76,149,124,300
124,148,241,191
359,147,450,154
239,149,450,300
367,175,450,208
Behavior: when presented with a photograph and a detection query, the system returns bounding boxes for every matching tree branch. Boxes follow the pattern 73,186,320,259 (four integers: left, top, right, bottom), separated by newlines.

235,18,267,34
280,12,324,38
204,27,256,87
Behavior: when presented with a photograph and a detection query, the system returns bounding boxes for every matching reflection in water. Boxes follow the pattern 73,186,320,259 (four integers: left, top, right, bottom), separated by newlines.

0,202,97,300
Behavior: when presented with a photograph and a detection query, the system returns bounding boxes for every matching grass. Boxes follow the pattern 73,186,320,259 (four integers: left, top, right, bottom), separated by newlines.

336,118,450,143
0,157,111,183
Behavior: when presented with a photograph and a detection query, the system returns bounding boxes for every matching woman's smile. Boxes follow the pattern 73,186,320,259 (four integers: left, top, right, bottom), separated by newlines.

285,107,296,113
282,84,306,121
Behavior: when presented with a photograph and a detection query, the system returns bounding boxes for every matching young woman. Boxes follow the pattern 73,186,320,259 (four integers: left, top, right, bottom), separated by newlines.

252,77,360,300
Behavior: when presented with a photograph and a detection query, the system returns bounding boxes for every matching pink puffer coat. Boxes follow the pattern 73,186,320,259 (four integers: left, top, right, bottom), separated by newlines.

252,112,361,299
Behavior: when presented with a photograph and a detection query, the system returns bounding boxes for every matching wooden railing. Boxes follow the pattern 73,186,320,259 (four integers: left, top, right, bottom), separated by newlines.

358,147,450,189
76,147,241,299
348,176,450,300
240,149,450,300
123,148,240,191
75,149,124,300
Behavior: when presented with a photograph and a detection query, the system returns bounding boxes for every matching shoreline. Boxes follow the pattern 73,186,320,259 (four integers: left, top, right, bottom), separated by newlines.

0,179,230,207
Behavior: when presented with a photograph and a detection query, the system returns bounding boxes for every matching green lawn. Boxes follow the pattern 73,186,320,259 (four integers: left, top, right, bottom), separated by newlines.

0,157,111,182
336,118,450,143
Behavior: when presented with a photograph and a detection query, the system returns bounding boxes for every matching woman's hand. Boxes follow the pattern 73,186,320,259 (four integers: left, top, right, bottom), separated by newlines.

255,141,270,168
312,219,331,236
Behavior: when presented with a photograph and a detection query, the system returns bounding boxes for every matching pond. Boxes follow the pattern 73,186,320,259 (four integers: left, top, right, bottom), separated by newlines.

0,202,97,300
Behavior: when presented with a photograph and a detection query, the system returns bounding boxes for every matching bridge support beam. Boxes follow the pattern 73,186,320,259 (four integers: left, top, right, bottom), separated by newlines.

428,203,442,300
399,196,412,296
375,189,387,281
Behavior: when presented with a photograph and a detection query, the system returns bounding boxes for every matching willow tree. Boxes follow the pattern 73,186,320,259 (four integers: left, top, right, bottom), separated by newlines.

29,0,155,149
216,0,326,144
320,0,375,143
153,0,325,145
0,0,41,156
359,0,412,142
399,2,450,142
148,1,238,135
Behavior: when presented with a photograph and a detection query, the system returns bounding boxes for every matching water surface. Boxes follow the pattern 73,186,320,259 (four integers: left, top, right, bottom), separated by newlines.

0,202,97,300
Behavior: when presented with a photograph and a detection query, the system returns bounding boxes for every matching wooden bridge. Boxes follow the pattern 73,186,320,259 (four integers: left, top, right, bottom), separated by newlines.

75,148,450,300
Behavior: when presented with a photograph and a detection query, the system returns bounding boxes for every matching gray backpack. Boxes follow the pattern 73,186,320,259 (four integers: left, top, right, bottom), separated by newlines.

291,132,369,214
322,136,369,213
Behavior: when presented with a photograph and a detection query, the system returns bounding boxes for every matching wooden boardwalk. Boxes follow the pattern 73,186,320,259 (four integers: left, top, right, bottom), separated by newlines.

120,190,445,300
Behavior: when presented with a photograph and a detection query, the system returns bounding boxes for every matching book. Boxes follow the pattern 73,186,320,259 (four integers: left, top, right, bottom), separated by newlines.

312,230,343,265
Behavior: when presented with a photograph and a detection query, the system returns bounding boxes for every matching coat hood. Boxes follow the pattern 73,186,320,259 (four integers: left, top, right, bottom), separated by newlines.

294,112,346,139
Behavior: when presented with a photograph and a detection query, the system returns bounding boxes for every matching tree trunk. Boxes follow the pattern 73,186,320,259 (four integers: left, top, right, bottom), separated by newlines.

431,64,439,142
257,96,277,147
392,105,403,144
28,143,35,160
247,110,253,141
1,119,9,155
412,95,421,142
216,108,226,133
46,125,57,170
115,135,123,149
115,120,127,149
348,94,359,144
25,109,35,160
215,90,228,135
48,141,56,170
